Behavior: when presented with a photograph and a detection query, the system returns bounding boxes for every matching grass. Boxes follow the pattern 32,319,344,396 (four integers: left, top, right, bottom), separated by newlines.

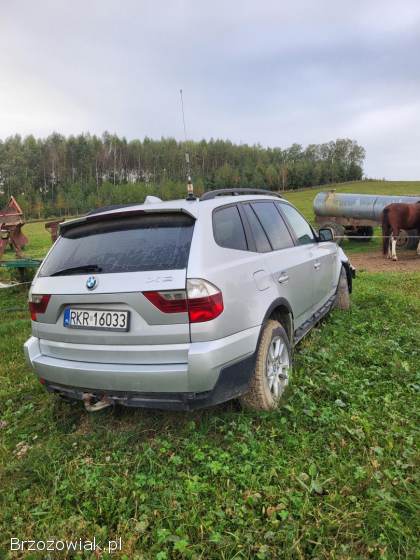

0,272,419,559
340,229,383,256
20,222,53,260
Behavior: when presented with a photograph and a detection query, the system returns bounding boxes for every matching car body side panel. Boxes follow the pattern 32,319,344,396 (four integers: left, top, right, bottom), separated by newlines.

187,213,277,344
262,245,316,328
310,241,338,309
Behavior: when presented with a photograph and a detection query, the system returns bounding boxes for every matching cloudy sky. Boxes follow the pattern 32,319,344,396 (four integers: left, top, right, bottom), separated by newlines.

1,0,419,179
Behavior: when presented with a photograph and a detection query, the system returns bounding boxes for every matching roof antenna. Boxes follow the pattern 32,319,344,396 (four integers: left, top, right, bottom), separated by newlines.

180,89,196,200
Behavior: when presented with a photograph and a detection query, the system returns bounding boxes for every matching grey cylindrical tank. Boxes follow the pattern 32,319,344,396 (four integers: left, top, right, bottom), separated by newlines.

313,192,420,221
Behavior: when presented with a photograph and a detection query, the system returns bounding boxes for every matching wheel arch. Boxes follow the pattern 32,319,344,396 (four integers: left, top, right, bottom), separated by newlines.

336,246,355,294
261,298,294,344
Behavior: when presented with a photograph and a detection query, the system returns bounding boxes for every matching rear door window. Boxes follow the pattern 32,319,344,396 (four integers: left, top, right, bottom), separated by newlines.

242,204,272,253
39,213,194,276
251,202,294,250
213,205,248,251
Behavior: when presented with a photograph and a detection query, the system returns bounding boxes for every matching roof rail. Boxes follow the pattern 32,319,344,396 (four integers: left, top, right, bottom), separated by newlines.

200,188,283,201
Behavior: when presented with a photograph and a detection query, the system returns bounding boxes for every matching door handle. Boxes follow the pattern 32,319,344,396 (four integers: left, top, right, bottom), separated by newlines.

278,273,289,284
314,261,321,270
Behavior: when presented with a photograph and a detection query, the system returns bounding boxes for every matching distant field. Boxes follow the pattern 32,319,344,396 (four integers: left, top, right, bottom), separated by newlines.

282,180,420,256
282,180,420,222
2,180,420,263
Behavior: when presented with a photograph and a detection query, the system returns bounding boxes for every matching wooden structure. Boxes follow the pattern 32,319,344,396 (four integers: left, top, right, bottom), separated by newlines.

45,220,61,243
0,197,28,258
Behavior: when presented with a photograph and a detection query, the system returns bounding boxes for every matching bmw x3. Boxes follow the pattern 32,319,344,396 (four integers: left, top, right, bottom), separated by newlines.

24,189,355,411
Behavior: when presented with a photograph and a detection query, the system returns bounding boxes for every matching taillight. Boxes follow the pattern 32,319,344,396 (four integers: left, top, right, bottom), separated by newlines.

28,294,51,321
186,279,224,323
143,279,223,323
143,290,187,313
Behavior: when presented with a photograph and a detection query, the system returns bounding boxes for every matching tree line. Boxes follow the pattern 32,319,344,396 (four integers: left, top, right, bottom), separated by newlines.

0,133,365,218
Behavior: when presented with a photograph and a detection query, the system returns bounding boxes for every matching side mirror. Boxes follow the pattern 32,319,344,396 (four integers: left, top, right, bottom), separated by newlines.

318,227,334,242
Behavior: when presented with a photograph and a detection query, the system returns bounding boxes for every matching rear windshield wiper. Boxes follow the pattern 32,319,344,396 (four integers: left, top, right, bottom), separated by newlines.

50,264,103,277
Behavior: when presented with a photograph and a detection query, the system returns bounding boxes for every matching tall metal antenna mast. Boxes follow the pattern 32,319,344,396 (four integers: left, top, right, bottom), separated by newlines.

180,89,195,200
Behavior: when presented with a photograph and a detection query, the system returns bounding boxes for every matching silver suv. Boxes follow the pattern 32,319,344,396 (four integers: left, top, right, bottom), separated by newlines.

24,189,354,411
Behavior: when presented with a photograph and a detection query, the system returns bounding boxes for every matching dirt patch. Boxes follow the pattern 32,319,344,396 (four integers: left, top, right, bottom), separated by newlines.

350,250,420,273
75,413,92,435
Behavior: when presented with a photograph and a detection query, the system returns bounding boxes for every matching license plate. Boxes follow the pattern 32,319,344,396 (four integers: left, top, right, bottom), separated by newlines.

63,308,130,331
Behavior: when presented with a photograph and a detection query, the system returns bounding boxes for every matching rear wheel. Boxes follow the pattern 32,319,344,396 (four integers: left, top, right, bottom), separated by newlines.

240,320,292,411
334,266,351,310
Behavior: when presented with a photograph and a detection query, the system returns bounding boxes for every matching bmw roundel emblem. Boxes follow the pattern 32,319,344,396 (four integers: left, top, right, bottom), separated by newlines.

86,276,97,290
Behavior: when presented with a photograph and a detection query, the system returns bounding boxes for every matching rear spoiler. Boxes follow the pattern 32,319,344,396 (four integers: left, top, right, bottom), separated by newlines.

59,207,196,236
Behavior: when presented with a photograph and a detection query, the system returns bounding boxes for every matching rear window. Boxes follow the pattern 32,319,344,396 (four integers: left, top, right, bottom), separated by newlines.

213,205,248,251
38,213,194,276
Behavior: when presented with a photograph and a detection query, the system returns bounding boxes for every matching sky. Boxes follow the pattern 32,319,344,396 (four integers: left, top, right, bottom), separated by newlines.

1,0,419,179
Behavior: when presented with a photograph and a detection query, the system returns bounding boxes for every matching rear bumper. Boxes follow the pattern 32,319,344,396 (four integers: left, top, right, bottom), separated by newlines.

37,353,256,410
24,326,259,410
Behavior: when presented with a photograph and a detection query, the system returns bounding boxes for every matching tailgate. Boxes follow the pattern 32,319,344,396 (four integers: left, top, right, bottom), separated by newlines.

31,212,194,357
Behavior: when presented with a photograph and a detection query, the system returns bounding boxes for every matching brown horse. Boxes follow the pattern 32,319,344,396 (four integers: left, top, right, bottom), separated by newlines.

382,202,420,260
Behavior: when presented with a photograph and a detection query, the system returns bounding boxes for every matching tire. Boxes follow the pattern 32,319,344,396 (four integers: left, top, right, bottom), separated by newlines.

347,226,373,242
240,320,292,411
334,266,351,310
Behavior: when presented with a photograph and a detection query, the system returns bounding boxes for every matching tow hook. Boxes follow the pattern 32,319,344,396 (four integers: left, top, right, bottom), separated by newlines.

82,393,112,412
